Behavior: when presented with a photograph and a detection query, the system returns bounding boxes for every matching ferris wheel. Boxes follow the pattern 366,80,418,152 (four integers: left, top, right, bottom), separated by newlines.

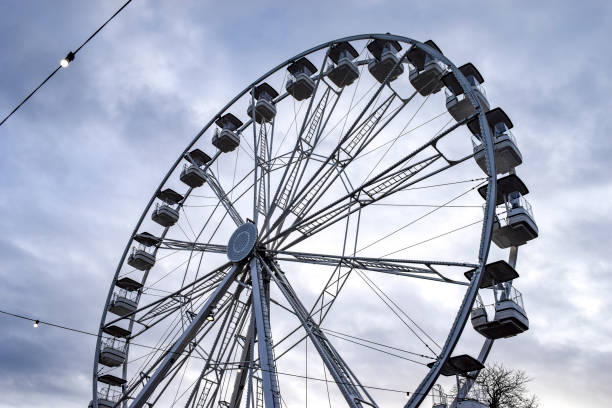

90,34,538,408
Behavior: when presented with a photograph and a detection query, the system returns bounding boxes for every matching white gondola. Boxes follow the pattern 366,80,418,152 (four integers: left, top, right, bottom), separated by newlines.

407,40,446,96
442,63,490,122
367,38,404,83
89,388,121,408
477,174,538,248
151,188,183,227
180,164,206,188
127,232,160,271
456,379,488,408
469,107,522,175
98,337,127,367
108,288,138,317
286,57,317,101
327,41,360,88
151,202,179,227
127,247,155,271
180,148,211,188
431,384,448,408
492,193,538,248
472,287,528,339
212,113,243,153
247,83,279,123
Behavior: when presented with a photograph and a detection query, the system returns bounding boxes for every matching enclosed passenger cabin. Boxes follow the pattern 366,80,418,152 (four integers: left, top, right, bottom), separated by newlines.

367,38,404,83
427,354,484,377
98,337,127,367
442,63,490,122
247,83,279,123
152,189,183,227
286,57,317,101
213,113,243,153
180,148,211,188
127,232,160,271
471,287,529,339
108,288,138,317
478,174,539,248
469,108,523,175
431,384,448,408
89,387,122,408
327,41,360,88
456,379,488,408
407,40,446,96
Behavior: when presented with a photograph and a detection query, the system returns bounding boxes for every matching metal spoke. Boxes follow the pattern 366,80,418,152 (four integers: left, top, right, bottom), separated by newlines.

264,124,475,252
205,170,244,227
130,263,244,408
184,289,251,408
261,257,377,408
261,48,333,236
249,257,281,408
263,87,410,245
268,249,474,285
158,238,227,254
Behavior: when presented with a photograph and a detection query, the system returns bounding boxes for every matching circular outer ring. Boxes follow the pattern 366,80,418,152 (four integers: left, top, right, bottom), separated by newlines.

91,33,499,408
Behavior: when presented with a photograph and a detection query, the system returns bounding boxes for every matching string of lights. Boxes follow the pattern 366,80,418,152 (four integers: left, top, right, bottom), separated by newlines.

0,0,134,128
0,308,429,396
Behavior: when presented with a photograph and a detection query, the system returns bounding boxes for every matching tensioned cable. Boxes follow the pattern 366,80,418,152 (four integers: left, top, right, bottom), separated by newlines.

354,269,440,357
399,177,487,192
0,309,419,395
382,218,484,258
360,93,431,184
356,181,484,254
371,203,482,208
357,270,442,350
323,331,430,365
321,328,436,360
0,0,135,127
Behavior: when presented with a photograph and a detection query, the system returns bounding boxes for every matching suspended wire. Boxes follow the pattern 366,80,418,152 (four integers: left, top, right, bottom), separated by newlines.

0,0,135,128
356,181,484,254
371,203,482,208
361,93,430,184
399,177,487,192
321,328,436,360
357,271,442,350
382,218,484,258
0,308,424,396
354,270,440,357
323,331,431,365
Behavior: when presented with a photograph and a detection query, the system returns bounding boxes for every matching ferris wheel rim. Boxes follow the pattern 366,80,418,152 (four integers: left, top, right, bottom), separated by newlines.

91,33,502,408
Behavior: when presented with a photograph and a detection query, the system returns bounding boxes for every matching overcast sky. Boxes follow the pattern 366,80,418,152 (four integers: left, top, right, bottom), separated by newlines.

1,1,611,407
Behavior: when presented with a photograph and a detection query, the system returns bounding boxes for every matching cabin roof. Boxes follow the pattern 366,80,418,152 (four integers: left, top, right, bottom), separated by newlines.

478,174,530,205
442,62,485,95
329,41,359,64
367,38,402,60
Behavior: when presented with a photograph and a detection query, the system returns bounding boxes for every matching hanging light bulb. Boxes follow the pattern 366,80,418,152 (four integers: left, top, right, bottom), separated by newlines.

206,312,215,322
33,320,40,328
60,51,75,68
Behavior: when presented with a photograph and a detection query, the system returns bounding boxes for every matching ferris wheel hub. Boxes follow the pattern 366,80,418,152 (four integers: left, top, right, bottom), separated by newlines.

226,222,258,263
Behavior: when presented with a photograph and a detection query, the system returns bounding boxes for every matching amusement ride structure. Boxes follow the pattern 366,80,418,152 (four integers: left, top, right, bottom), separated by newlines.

90,34,538,408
